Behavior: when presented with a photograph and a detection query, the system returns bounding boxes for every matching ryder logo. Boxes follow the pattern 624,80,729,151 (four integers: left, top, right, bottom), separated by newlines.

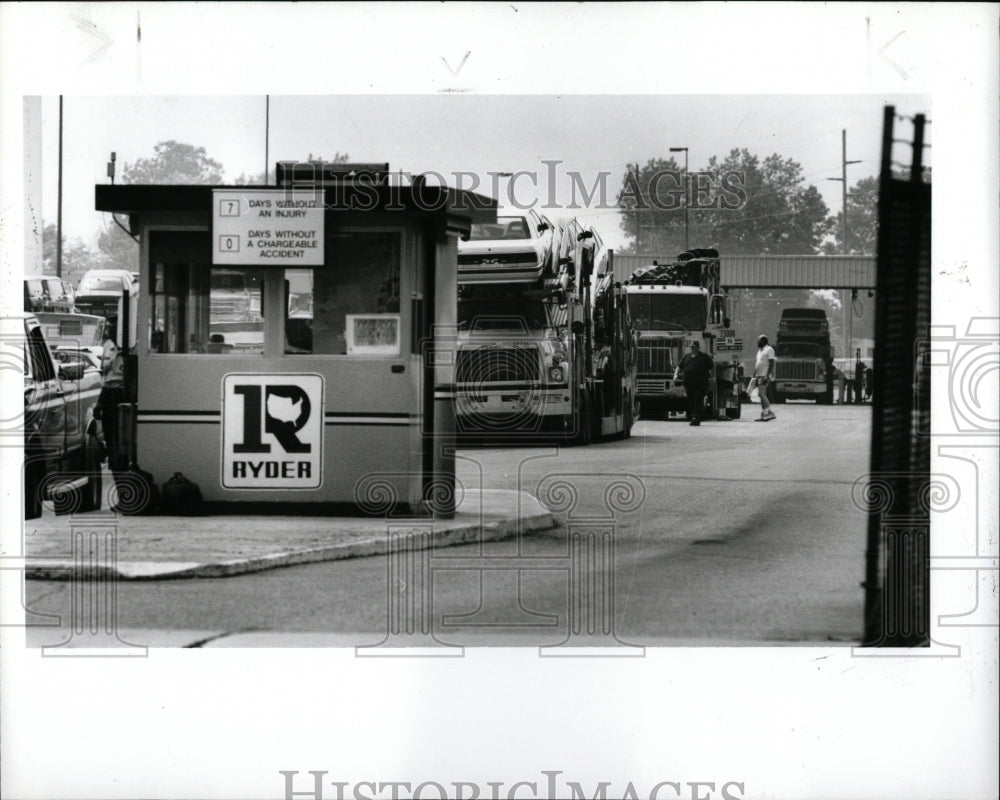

222,374,324,489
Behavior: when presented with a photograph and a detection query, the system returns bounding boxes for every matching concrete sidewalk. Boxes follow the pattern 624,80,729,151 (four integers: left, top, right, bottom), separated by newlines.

22,490,554,581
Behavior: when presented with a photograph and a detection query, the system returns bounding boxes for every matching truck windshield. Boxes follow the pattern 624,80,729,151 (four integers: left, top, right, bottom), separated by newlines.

628,294,705,331
458,299,549,331
777,342,823,357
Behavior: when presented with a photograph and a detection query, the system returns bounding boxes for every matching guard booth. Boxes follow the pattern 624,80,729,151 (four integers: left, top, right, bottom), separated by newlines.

95,163,495,516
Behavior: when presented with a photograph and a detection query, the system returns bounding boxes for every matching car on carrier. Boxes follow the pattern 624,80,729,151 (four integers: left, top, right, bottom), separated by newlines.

24,275,76,313
15,313,104,519
75,268,137,319
34,311,107,371
458,208,556,285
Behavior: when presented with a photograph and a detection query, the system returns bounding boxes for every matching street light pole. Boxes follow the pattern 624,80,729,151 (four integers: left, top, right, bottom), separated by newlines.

670,146,689,251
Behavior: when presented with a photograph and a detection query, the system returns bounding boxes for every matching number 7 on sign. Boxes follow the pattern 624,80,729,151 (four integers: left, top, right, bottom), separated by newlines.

219,199,240,216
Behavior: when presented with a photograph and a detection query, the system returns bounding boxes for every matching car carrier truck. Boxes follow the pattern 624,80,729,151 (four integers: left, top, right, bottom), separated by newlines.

624,248,742,420
454,217,636,443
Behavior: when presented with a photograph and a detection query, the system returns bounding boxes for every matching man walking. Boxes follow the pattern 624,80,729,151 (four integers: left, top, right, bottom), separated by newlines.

748,334,777,421
674,340,715,426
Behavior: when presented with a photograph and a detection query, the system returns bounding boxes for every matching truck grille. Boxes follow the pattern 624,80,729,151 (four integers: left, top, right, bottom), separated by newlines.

637,339,678,374
456,346,541,384
637,379,668,394
776,361,819,380
779,320,828,336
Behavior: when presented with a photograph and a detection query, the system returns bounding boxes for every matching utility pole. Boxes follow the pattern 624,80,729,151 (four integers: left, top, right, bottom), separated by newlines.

634,163,641,251
670,146,689,251
827,129,862,254
827,129,862,366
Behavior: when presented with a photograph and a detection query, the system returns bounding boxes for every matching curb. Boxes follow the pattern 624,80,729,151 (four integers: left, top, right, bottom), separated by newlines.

25,490,554,581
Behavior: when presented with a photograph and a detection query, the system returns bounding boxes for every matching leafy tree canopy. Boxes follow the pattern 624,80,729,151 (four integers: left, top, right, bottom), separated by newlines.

121,140,224,184
823,174,879,256
619,149,834,257
41,223,98,285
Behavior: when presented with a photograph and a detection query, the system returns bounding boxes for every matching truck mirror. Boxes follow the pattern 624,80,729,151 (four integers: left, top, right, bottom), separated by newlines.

571,320,585,335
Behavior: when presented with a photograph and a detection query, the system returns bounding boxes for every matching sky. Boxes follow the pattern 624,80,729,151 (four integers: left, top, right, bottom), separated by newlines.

37,92,928,258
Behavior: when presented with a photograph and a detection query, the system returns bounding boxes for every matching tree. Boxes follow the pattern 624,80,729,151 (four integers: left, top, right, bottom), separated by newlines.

93,139,227,272
616,157,684,255
824,174,878,256
96,222,139,273
120,140,224,184
41,224,99,285
618,149,834,256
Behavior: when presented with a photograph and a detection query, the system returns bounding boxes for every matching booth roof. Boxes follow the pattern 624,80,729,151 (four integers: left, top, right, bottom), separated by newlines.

95,183,497,224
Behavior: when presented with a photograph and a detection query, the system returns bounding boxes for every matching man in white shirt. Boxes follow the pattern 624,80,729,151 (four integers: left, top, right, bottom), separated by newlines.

747,334,777,421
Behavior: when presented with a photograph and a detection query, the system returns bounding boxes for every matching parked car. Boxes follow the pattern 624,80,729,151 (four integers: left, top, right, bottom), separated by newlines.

17,313,104,519
75,268,137,318
23,275,76,313
458,208,555,285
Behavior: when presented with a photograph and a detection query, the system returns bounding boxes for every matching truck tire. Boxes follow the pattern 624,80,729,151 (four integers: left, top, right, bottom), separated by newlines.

772,390,786,404
574,393,593,446
623,394,634,438
819,385,834,405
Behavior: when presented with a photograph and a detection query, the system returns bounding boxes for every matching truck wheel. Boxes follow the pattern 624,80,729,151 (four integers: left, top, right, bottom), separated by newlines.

819,386,833,405
623,395,633,438
772,390,786,404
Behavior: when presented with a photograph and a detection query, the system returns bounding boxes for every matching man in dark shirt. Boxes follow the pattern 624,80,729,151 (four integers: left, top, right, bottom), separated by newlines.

674,340,715,426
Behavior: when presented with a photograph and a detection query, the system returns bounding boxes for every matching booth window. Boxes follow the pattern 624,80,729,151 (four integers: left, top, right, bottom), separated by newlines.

284,232,401,355
149,264,265,354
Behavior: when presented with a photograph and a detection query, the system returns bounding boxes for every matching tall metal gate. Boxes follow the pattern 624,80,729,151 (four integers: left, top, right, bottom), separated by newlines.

862,107,932,646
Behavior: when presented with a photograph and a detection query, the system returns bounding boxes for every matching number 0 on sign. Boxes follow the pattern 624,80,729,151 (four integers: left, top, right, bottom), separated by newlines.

221,373,325,489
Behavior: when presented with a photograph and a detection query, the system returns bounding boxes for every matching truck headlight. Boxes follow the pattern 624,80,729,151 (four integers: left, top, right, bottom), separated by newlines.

548,365,565,383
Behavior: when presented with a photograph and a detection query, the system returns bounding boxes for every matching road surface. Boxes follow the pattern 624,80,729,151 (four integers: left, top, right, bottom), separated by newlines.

25,402,872,647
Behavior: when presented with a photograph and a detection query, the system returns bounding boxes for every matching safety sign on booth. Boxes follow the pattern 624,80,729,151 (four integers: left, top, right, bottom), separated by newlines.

221,373,325,489
212,189,325,266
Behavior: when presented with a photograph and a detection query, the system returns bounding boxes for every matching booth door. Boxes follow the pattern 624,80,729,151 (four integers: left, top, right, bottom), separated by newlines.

274,232,415,505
